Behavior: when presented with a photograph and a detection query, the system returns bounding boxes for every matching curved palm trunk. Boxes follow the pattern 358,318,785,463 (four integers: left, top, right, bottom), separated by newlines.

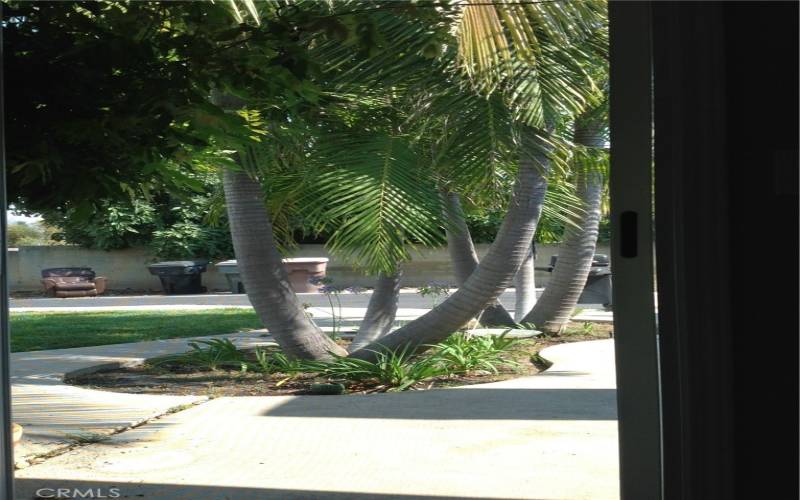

350,148,549,360
349,272,402,352
521,120,605,334
223,169,347,359
443,192,516,327
514,243,536,321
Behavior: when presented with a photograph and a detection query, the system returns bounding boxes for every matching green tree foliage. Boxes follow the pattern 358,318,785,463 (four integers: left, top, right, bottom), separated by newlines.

41,173,234,261
465,209,610,244
3,0,337,215
5,2,208,214
6,222,60,247
5,0,608,269
46,199,158,251
7,223,43,247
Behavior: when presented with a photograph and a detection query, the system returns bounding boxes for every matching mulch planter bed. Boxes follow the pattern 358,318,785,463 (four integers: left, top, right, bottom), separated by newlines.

67,322,612,397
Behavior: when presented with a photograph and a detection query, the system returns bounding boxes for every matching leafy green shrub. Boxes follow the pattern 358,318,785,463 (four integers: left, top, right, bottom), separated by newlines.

149,330,524,392
418,281,452,308
250,349,309,374
252,347,274,373
42,172,235,261
483,331,519,352
465,207,610,244
47,199,158,251
150,218,234,262
154,338,245,371
464,209,507,244
7,222,61,246
430,332,519,376
312,345,449,391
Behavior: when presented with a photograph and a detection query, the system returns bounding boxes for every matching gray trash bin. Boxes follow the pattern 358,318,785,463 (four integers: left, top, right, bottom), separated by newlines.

147,260,208,295
215,260,245,293
547,254,613,307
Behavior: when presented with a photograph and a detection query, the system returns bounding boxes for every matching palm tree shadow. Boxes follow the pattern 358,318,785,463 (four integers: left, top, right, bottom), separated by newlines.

261,387,617,421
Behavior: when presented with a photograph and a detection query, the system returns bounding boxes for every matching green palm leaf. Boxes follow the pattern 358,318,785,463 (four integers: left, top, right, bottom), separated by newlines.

300,132,445,274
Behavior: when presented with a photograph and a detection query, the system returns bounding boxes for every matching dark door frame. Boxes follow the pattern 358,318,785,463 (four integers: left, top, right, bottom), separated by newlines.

651,3,735,499
651,2,798,499
0,3,16,497
608,3,662,499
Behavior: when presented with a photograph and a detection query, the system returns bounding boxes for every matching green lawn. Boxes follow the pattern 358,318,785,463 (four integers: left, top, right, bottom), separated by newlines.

10,309,263,353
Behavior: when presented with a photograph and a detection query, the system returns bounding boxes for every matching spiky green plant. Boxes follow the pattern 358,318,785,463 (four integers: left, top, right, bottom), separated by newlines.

153,338,245,371
430,332,520,375
312,344,448,391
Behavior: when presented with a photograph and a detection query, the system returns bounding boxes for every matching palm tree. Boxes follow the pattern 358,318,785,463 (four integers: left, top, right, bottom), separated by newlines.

216,0,607,359
442,191,517,327
444,0,607,327
514,241,538,323
452,0,609,331
350,132,551,358
521,108,608,333
223,166,347,358
349,271,402,352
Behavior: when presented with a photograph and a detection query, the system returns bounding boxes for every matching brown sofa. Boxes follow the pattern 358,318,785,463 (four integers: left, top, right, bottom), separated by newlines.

41,268,107,298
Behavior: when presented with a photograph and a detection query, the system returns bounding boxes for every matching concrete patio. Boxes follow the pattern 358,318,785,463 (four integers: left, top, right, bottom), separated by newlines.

13,337,618,499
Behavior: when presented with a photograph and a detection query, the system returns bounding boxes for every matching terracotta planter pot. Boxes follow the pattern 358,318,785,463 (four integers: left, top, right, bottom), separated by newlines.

215,258,330,294
12,423,22,447
283,258,329,293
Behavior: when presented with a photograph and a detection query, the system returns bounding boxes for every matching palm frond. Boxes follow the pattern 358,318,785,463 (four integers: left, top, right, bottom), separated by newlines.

300,132,446,274
311,2,450,89
425,91,518,198
456,0,606,83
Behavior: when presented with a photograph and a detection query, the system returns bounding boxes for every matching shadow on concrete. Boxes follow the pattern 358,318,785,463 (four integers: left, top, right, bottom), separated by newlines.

14,478,556,500
262,388,617,421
